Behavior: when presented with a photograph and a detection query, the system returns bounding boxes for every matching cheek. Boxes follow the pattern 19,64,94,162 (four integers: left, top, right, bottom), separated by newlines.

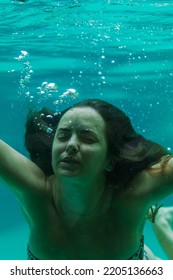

85,146,107,163
52,141,64,153
52,143,61,161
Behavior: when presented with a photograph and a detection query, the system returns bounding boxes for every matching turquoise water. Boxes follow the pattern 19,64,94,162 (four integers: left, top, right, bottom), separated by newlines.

0,0,173,259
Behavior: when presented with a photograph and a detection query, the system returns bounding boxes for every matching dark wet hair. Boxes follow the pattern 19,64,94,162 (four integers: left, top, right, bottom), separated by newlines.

25,99,170,187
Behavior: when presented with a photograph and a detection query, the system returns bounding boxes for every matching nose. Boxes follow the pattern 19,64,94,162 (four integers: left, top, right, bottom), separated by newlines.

66,134,79,155
66,144,79,154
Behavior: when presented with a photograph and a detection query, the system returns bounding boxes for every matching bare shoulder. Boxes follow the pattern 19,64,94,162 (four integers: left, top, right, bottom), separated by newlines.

128,155,173,204
20,175,56,228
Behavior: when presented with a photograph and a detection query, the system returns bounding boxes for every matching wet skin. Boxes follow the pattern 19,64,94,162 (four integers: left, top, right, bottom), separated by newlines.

1,107,173,259
28,108,148,259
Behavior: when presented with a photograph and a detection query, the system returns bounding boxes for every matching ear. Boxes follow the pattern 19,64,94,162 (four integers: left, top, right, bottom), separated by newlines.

105,157,116,172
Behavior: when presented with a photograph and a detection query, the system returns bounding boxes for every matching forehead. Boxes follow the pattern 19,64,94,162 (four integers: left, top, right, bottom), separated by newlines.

58,107,105,132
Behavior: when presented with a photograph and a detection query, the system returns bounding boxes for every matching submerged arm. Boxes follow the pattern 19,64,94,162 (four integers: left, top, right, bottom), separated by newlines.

148,206,173,260
0,139,47,199
144,155,173,203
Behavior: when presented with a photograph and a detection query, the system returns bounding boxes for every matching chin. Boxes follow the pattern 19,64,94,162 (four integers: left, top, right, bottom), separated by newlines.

58,170,81,177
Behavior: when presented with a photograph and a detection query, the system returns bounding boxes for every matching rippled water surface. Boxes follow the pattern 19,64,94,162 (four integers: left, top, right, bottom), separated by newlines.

0,0,173,259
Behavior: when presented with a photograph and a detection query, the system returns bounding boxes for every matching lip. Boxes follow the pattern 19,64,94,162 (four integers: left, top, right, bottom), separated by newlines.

60,156,80,164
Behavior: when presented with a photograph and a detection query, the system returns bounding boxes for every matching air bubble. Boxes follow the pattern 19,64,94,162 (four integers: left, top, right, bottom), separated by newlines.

37,82,58,95
46,115,53,119
60,88,79,99
47,128,53,134
15,50,33,97
14,50,28,61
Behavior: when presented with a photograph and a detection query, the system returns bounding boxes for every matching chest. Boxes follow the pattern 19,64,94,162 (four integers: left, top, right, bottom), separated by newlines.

29,185,146,259
30,207,140,260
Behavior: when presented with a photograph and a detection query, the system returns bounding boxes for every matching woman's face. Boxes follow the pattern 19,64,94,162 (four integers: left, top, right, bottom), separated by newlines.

52,107,110,183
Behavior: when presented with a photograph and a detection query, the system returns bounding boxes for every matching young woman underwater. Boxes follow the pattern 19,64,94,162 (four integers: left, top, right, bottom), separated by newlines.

1,99,173,260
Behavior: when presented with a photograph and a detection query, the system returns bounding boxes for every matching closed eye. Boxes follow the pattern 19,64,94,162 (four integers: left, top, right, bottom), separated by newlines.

56,128,98,143
79,131,98,143
56,128,71,141
57,133,70,141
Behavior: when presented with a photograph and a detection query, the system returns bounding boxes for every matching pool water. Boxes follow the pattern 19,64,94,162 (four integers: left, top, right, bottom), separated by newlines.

0,0,173,260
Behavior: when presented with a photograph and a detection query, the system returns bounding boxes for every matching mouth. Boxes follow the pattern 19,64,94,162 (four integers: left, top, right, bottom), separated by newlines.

60,157,80,164
59,157,80,171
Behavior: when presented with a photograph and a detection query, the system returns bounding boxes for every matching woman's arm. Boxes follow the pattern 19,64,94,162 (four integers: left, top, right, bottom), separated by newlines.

141,155,173,203
148,206,173,260
0,139,47,198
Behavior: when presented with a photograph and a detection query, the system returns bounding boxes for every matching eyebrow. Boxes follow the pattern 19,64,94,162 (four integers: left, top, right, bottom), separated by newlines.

57,127,97,136
57,128,71,132
79,129,95,133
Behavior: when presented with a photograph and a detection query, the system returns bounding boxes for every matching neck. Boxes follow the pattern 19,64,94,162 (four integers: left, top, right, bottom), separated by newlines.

53,175,106,221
